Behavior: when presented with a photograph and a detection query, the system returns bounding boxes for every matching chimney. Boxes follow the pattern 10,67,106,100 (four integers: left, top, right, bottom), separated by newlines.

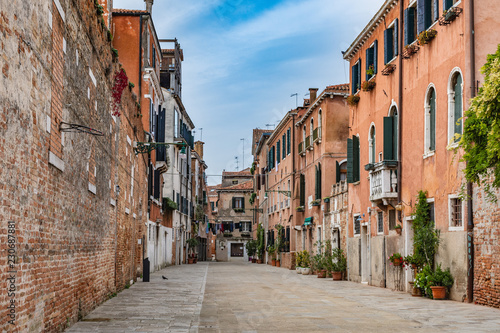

145,0,153,14
194,141,204,159
309,88,319,103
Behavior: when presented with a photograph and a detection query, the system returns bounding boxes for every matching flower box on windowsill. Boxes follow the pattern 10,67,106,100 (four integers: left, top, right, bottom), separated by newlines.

234,208,245,213
223,232,233,237
296,206,305,212
311,200,321,207
323,197,330,203
418,29,437,45
346,94,360,106
361,80,376,92
381,64,396,76
403,44,420,59
440,7,462,25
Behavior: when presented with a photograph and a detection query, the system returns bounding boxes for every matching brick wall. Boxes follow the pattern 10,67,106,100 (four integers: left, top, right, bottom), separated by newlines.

473,180,500,308
0,0,147,331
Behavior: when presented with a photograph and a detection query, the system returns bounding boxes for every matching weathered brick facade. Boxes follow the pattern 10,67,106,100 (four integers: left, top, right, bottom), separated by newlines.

0,0,147,331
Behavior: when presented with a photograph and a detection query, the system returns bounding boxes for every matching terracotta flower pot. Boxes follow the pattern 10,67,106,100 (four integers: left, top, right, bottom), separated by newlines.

393,258,402,266
276,260,280,267
272,259,276,266
409,282,422,297
257,259,263,264
188,258,194,264
252,258,257,263
317,269,326,278
430,286,447,300
332,271,342,280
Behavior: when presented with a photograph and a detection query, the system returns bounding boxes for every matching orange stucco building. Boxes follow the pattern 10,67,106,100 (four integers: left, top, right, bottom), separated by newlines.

343,0,500,303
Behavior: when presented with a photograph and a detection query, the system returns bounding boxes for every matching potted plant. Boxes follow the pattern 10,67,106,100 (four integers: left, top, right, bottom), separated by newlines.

323,197,330,203
296,206,305,212
295,251,303,273
302,251,311,275
366,64,375,77
418,29,437,45
429,264,454,300
346,94,360,106
388,252,404,266
268,244,277,266
361,80,376,92
382,63,396,75
256,224,265,264
311,199,321,206
329,248,347,280
403,254,423,273
394,224,402,235
245,240,257,263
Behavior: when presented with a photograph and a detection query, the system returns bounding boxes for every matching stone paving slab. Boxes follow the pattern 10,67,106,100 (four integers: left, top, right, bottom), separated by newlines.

67,261,500,332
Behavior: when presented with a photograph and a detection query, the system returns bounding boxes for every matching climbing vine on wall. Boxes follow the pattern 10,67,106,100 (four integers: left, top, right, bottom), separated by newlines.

461,44,500,194
111,68,128,116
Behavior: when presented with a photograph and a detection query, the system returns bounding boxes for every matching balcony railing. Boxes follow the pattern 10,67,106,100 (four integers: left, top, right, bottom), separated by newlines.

305,136,312,150
298,142,305,156
369,161,398,204
313,127,322,143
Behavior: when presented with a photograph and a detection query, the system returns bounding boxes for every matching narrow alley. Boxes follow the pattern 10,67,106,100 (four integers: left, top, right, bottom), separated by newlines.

68,262,500,332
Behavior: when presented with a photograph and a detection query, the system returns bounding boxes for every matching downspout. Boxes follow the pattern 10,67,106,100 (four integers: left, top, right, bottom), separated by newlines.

467,0,475,304
397,0,403,211
138,14,143,114
292,113,296,252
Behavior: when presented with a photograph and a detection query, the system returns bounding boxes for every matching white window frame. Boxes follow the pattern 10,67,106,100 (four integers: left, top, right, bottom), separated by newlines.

448,194,465,231
423,83,437,158
447,68,464,149
353,214,361,236
377,210,384,235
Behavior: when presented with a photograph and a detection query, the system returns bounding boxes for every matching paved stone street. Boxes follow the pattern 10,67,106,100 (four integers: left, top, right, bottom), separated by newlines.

68,262,500,332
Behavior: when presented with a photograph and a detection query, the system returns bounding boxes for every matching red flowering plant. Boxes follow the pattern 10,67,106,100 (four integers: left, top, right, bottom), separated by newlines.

388,252,404,266
111,68,128,116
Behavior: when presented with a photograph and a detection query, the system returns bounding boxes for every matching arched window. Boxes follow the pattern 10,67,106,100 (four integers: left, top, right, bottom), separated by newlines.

369,125,376,163
448,70,463,145
318,110,322,139
310,118,314,138
425,85,436,153
303,125,306,143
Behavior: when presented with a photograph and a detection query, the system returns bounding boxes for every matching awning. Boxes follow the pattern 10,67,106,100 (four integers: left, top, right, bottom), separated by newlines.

304,217,313,226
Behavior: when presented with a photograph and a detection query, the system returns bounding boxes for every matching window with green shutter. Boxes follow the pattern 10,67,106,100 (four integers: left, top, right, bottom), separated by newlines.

429,89,436,151
347,136,360,183
300,174,305,206
404,6,416,45
383,117,394,161
352,60,361,93
282,134,286,159
453,74,463,142
277,141,281,164
365,41,377,80
417,0,439,33
287,128,291,155
384,20,398,64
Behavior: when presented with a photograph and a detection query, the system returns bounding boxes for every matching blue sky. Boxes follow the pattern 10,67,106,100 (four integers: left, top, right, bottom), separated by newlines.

114,0,383,184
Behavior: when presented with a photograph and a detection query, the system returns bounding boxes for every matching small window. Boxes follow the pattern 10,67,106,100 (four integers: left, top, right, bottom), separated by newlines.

425,86,437,153
450,198,462,227
233,197,244,209
378,212,384,233
352,60,362,93
369,125,376,164
428,201,435,222
232,180,238,185
354,216,361,235
241,222,251,232
389,210,396,230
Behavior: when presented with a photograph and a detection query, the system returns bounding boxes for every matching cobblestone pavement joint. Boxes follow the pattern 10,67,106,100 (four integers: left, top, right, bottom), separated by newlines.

68,262,500,332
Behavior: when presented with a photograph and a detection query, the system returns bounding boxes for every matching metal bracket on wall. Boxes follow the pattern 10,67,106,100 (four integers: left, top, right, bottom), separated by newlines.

133,141,186,155
59,122,104,136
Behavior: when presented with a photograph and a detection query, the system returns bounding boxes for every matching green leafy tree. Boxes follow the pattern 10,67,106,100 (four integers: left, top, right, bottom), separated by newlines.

412,191,440,267
461,44,500,192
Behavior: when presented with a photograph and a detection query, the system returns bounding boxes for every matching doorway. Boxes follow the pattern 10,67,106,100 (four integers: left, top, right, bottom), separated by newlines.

361,225,369,283
231,243,244,257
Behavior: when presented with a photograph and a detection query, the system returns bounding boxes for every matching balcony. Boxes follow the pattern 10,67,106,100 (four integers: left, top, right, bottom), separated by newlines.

313,127,321,143
305,136,312,150
369,161,398,205
298,142,305,156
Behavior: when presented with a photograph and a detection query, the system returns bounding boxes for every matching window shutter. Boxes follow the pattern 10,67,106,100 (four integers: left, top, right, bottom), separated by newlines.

232,197,236,208
357,59,361,92
148,164,153,198
393,18,399,57
287,128,291,154
383,117,394,161
373,40,378,74
454,74,463,141
238,223,242,232
315,165,319,200
404,8,410,46
365,48,371,81
433,0,439,23
300,174,305,206
257,172,261,190
336,161,341,183
261,168,266,187
318,163,322,199
353,136,360,182
393,115,398,160
408,7,416,43
425,0,432,29
417,0,425,33
242,198,245,209
249,223,252,232
282,134,286,159
351,64,357,93
277,142,280,163
384,29,392,64
347,138,353,183
430,90,436,151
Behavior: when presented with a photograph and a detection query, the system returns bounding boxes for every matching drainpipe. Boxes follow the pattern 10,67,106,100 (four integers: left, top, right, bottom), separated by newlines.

467,0,475,304
397,0,403,209
292,112,296,251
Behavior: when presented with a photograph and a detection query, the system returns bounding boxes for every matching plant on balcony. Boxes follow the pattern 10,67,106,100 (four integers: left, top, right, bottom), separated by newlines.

381,63,396,75
249,192,257,205
403,44,419,59
323,197,330,203
418,29,437,45
223,232,233,237
162,197,178,210
250,162,256,175
234,208,244,213
346,94,360,106
296,206,305,212
311,199,321,206
361,80,376,92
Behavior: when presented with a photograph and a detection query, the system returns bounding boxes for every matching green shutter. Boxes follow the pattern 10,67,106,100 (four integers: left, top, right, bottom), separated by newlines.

318,163,322,199
433,0,439,22
241,198,245,209
383,117,394,161
347,138,353,183
358,59,362,92
232,197,236,208
287,128,291,154
277,141,280,163
336,161,341,183
300,174,305,206
430,89,436,151
373,40,378,74
444,0,453,10
315,166,319,200
352,64,358,93
404,8,409,46
454,74,463,142
393,115,398,160
282,135,286,159
384,28,393,63
366,48,372,81
425,0,433,29
393,18,398,57
417,0,425,33
353,136,360,182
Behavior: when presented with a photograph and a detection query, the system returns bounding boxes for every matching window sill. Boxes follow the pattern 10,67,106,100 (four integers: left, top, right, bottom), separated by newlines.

448,226,464,232
423,151,435,159
446,142,460,150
